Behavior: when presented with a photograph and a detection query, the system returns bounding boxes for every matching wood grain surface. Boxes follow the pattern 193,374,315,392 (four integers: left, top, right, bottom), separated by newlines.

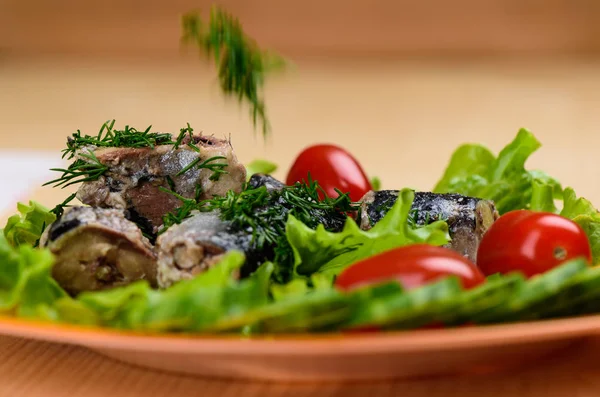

2,334,600,396
2,54,600,395
4,0,600,56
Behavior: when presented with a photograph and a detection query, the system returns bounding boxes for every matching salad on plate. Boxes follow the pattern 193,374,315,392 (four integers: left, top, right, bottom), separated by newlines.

2,7,600,337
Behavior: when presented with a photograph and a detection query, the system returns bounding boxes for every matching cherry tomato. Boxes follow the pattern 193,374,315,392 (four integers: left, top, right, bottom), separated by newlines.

335,244,485,292
477,210,591,278
286,144,372,201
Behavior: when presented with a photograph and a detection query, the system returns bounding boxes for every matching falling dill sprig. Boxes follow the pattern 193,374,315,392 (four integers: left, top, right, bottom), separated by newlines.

181,6,286,139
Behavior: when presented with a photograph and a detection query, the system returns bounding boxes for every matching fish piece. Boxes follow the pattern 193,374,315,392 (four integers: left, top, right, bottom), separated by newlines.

359,190,499,262
76,135,246,234
40,207,157,295
156,211,253,288
247,173,286,191
156,176,351,287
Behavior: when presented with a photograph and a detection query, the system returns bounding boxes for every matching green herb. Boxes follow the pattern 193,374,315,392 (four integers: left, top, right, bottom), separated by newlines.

181,6,286,138
50,193,77,219
176,155,229,181
173,123,195,150
199,178,357,281
44,152,109,189
61,120,174,161
158,187,200,233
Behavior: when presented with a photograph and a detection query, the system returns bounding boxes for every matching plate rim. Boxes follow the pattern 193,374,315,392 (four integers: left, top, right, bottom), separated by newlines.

1,314,599,356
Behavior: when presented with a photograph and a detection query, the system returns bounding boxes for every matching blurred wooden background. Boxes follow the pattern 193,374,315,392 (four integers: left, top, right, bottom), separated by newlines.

3,0,600,57
2,0,600,213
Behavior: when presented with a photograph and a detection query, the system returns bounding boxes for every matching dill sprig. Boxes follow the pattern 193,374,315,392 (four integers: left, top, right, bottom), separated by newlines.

200,178,358,281
158,187,201,234
181,6,285,138
50,193,78,218
44,151,109,188
176,155,229,180
62,120,174,160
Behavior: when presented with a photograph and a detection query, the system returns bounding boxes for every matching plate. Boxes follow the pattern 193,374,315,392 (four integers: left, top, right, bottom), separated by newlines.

0,315,599,382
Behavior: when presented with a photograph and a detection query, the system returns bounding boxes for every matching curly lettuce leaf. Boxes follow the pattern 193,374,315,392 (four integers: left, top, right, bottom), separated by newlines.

286,188,450,278
53,251,277,332
3,201,56,247
434,128,562,214
527,182,600,264
0,233,65,316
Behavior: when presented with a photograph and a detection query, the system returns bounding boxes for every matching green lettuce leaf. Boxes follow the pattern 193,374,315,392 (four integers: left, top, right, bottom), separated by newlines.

54,251,277,332
0,233,65,316
560,188,600,264
3,201,56,247
370,176,382,191
434,128,562,214
527,182,600,264
286,188,450,278
245,159,278,180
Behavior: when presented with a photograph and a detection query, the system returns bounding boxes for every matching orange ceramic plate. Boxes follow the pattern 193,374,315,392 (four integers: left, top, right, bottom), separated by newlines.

1,314,599,381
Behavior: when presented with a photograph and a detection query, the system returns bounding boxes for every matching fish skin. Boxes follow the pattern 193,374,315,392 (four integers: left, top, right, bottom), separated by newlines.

40,206,157,295
76,135,246,235
359,190,499,262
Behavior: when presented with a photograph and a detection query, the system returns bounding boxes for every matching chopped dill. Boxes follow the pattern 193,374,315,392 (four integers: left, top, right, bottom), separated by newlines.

50,193,78,218
158,186,201,234
61,120,174,160
176,155,229,181
200,178,358,281
173,123,195,150
181,6,286,138
44,152,109,188
158,179,358,279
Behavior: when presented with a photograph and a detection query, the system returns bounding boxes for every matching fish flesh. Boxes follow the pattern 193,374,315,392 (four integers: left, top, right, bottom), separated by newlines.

76,134,246,235
247,173,286,192
156,175,348,287
155,211,251,288
359,190,499,262
40,207,157,295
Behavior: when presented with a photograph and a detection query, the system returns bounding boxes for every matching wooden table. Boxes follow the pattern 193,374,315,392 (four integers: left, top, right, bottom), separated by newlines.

2,334,600,396
2,55,600,395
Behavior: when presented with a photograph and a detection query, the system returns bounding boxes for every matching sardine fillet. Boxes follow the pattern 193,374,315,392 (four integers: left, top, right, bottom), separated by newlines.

40,207,157,295
359,190,499,262
76,135,246,234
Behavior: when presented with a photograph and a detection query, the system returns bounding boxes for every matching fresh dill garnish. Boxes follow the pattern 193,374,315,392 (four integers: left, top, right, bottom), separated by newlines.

44,152,109,188
158,186,201,234
50,193,78,218
176,155,229,181
61,120,174,160
195,184,203,202
181,6,286,138
200,178,358,281
407,208,448,228
173,123,194,150
166,176,176,192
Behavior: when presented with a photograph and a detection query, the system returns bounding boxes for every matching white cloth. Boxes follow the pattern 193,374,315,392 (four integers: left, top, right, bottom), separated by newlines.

0,151,60,213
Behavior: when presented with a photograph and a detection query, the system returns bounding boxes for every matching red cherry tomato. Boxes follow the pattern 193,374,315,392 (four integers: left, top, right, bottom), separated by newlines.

286,144,372,201
335,244,485,292
477,210,591,278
